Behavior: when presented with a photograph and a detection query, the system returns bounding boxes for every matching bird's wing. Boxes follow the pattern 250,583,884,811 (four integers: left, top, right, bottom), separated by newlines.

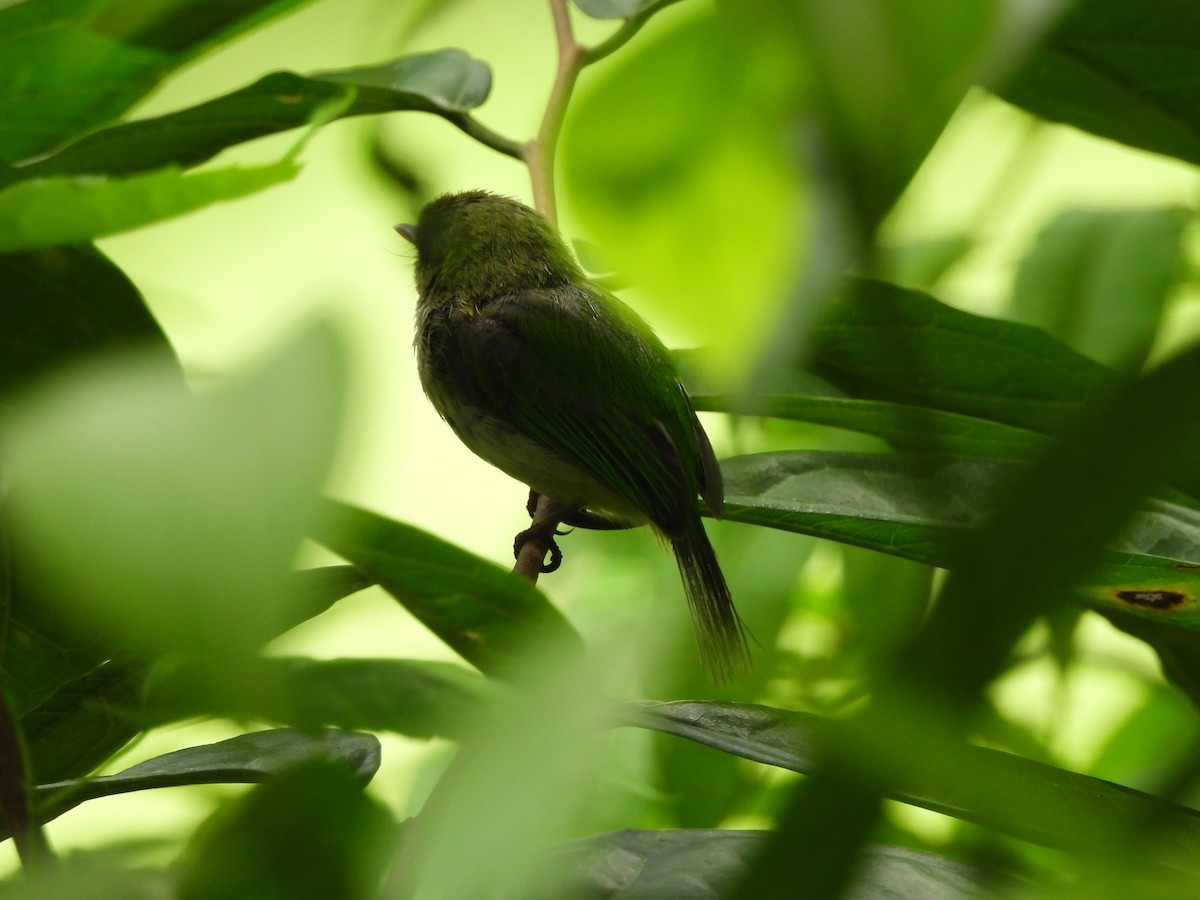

440,285,703,530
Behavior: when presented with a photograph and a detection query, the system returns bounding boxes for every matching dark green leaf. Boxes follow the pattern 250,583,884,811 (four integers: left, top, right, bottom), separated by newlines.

0,0,317,162
7,51,492,184
808,279,1117,434
627,701,1200,874
313,501,584,680
177,760,394,900
0,244,176,399
145,656,493,739
546,829,1009,899
33,728,380,828
1000,0,1200,168
17,567,369,786
20,659,149,783
719,450,1200,633
781,3,1010,231
1010,207,1191,371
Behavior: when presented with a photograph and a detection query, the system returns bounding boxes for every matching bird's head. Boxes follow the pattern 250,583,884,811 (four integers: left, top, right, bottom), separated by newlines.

396,191,583,300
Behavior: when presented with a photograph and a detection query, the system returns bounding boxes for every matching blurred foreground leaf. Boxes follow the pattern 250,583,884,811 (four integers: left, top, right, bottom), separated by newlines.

545,830,1009,899
808,279,1116,434
1000,0,1200,169
0,160,300,252
1010,206,1191,371
564,8,804,367
629,701,1200,873
4,326,345,679
177,761,394,900
314,501,584,680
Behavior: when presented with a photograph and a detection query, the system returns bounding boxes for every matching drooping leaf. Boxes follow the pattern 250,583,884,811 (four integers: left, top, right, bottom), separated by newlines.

31,729,380,829
544,829,1011,899
8,50,493,184
313,501,584,680
1010,206,1191,371
808,278,1118,434
0,0,318,162
999,0,1200,169
4,327,345,687
719,450,1200,630
627,701,1200,874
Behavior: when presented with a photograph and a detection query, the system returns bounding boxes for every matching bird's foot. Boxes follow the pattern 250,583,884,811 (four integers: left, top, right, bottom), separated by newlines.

516,493,580,573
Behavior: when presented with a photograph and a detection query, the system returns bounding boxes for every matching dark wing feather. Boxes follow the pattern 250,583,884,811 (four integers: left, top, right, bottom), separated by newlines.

440,284,707,531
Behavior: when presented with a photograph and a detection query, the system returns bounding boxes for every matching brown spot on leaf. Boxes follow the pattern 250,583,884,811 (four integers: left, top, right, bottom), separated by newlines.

1116,589,1187,610
1176,562,1200,570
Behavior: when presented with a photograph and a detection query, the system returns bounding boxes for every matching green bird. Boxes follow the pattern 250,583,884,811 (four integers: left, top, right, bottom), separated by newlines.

397,191,748,678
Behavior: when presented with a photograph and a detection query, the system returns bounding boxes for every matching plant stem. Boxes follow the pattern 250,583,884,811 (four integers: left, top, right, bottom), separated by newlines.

523,0,585,228
442,112,525,162
0,686,53,871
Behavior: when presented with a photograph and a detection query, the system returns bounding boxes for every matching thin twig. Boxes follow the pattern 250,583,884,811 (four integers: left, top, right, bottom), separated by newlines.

441,112,525,162
583,0,687,65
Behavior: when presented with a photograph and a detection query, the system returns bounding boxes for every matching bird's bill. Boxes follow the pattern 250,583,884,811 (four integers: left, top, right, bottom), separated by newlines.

394,223,418,244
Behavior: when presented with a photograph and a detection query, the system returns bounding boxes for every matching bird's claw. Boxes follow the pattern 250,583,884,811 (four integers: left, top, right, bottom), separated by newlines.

513,525,563,573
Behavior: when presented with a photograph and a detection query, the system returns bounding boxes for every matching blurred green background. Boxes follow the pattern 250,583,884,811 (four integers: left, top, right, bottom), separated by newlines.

4,0,1200,880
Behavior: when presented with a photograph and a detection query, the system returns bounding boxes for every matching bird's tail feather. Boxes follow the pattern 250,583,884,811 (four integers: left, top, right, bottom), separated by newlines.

671,517,750,681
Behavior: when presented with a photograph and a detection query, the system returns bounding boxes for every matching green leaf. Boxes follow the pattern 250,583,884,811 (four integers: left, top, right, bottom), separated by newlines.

1010,207,1191,371
4,327,345,673
809,279,1118,435
20,659,149,783
7,50,492,184
571,0,681,19
17,566,371,786
312,501,584,680
145,657,493,739
781,1,1012,231
0,0,318,162
627,701,1200,874
685,382,1047,459
177,760,394,900
546,830,1010,899
563,9,805,369
1000,0,1200,169
719,450,1200,631
31,728,380,829
0,244,176,398
0,159,299,252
